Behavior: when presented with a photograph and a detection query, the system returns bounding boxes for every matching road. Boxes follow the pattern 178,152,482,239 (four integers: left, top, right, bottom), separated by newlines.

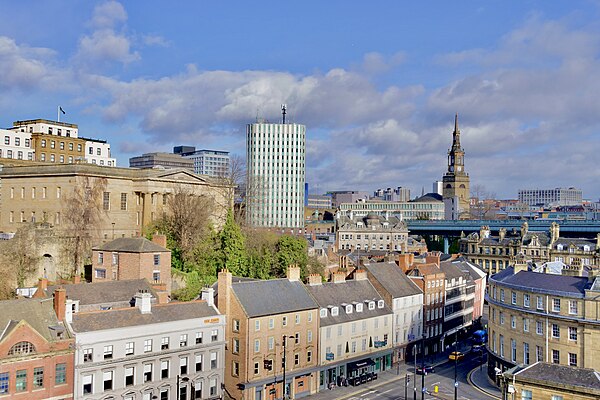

343,351,491,400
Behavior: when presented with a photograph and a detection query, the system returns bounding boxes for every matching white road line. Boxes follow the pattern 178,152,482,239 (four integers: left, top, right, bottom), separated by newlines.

381,388,393,394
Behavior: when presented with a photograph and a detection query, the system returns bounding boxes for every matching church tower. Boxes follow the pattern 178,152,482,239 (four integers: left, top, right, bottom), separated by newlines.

442,114,470,218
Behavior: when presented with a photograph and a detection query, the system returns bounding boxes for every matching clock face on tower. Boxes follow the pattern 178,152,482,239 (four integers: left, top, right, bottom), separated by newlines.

450,166,454,172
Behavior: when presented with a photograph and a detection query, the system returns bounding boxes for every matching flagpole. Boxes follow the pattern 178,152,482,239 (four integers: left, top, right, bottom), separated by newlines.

57,106,60,123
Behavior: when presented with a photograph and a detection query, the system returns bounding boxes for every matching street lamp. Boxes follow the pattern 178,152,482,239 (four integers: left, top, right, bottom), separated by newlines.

177,375,189,400
454,331,458,400
421,334,426,400
282,335,294,400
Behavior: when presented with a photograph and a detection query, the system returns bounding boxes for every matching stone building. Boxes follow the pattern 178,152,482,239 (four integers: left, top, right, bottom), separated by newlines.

363,261,423,362
0,292,74,399
217,267,319,400
305,271,393,390
336,213,409,252
460,222,600,275
501,362,600,399
69,288,225,400
442,114,470,219
486,258,600,384
91,236,172,293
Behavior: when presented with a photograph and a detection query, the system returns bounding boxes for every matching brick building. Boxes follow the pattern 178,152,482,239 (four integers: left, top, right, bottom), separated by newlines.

0,291,74,399
91,236,172,293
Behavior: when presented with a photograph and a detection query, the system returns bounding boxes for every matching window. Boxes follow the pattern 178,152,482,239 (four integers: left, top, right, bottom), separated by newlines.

523,318,529,332
50,140,55,149
41,139,46,147
232,361,239,377
52,363,66,386
0,372,8,394
69,143,73,151
144,363,153,382
180,334,188,347
320,308,327,318
369,301,375,310
521,389,532,400
120,193,127,210
269,318,275,329
77,144,82,152
511,339,517,362
378,300,385,308
104,345,113,359
331,307,339,317
552,298,561,312
161,336,170,350
103,192,110,210
97,147,101,155
500,289,505,302
154,254,160,265
537,296,544,310
552,324,560,338
144,339,152,352
536,346,543,362
536,321,543,335
210,352,218,369
523,343,530,365
123,341,134,356
195,332,203,344
569,300,578,315
16,369,26,392
195,354,202,372
119,366,133,388
282,316,288,326
499,312,504,325
83,375,93,394
180,357,188,375
211,329,218,342
232,319,240,332
89,147,93,155
511,292,517,305
84,348,93,362
255,320,261,331
33,367,44,388
511,316,516,329
60,141,64,150
552,396,564,400
8,341,36,356
232,338,240,354
294,353,300,365
569,327,577,341
210,378,217,397
523,294,530,308
552,349,560,364
569,353,577,367
500,335,504,357
308,330,313,343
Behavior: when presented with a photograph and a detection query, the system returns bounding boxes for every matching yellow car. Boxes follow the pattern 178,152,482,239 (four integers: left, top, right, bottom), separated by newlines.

449,351,464,361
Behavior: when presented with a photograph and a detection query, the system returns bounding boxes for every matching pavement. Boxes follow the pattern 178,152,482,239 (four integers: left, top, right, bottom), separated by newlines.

308,348,501,400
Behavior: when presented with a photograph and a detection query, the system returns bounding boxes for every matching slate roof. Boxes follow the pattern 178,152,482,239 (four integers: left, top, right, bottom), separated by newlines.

71,300,218,332
522,231,551,246
553,237,597,250
231,279,318,318
490,267,591,297
512,362,600,390
46,279,157,306
440,260,468,280
304,280,391,327
93,237,168,253
0,298,67,342
363,261,422,298
408,263,442,277
452,257,486,280
411,193,442,202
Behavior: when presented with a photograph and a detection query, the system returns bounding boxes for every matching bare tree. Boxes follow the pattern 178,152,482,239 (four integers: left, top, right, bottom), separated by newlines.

0,224,39,298
154,185,215,260
61,176,108,277
470,184,497,219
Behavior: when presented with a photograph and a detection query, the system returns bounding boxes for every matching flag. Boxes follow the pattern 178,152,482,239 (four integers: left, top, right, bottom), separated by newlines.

59,106,66,115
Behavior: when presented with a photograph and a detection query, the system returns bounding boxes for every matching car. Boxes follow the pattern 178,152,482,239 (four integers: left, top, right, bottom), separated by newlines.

449,351,465,361
415,365,435,375
472,344,485,353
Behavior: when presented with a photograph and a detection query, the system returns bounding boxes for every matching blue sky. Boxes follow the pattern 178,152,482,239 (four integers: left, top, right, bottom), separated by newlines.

1,1,600,199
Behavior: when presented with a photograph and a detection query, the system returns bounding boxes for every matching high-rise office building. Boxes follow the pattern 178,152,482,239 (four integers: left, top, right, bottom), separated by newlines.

246,106,305,228
174,146,230,177
517,187,582,207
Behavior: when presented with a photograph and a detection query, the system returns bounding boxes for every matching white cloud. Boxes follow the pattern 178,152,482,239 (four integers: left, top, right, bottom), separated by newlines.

0,36,56,90
90,0,127,29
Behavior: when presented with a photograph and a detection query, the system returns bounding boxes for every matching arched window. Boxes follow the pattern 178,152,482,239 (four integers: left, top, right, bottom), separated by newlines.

8,341,36,356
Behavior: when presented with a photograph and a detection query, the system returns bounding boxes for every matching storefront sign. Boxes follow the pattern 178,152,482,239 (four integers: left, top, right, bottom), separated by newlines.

326,352,335,360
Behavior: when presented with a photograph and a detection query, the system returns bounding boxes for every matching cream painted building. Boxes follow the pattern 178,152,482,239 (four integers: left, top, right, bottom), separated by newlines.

305,271,393,390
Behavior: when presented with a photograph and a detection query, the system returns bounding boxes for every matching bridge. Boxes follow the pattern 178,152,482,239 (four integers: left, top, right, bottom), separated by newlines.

406,220,600,252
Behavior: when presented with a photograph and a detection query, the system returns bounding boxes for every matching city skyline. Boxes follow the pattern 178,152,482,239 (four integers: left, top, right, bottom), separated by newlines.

1,1,600,199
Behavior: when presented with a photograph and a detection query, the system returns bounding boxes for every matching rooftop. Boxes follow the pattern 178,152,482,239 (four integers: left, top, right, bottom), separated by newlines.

94,237,169,253
363,261,423,298
45,279,157,306
0,298,68,342
510,362,600,391
491,267,592,297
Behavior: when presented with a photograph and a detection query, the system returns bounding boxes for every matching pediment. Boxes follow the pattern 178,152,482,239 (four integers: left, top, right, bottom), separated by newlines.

154,169,211,183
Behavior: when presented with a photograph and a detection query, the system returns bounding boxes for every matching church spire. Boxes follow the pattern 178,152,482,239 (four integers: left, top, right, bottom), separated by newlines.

452,113,461,150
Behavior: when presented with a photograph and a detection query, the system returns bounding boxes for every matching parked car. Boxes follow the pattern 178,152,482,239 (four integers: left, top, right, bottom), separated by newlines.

472,344,485,353
449,351,465,361
416,365,435,375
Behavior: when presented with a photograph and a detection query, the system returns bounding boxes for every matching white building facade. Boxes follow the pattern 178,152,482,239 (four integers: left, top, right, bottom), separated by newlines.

246,119,306,228
518,187,583,207
0,128,34,160
85,139,117,166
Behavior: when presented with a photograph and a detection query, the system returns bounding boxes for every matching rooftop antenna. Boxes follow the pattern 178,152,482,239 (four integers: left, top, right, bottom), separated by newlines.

281,104,287,124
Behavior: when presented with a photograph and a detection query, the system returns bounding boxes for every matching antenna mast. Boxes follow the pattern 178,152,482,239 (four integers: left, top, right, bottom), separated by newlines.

281,104,287,124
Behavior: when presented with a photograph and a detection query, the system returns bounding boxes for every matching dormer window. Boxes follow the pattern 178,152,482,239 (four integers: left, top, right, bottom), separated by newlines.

458,277,462,284
8,342,36,356
320,308,327,318
377,300,384,309
345,305,353,314
584,245,590,252
368,301,375,310
557,244,563,251
356,303,363,312
331,307,339,317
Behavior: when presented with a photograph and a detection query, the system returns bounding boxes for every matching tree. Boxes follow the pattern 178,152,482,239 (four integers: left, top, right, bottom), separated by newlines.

0,224,39,299
62,176,107,276
470,184,497,220
275,235,308,277
152,185,215,262
212,154,245,225
219,209,247,276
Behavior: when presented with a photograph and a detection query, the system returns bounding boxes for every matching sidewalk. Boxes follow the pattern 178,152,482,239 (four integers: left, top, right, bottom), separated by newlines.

467,363,501,399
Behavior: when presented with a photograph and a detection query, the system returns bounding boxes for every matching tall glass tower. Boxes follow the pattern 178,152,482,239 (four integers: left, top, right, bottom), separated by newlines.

246,106,306,229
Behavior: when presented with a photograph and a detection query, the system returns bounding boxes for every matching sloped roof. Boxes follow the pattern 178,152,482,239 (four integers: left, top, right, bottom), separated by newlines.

363,261,422,298
411,193,443,202
512,362,600,390
491,267,590,297
440,260,470,280
231,279,318,318
94,237,168,253
46,279,157,306
305,280,391,326
0,298,66,342
71,300,218,332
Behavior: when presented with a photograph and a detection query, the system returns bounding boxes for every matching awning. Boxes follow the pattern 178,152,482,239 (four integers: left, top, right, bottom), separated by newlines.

347,358,376,371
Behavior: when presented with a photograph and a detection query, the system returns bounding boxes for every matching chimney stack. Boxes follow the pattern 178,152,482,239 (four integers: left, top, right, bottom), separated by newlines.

32,278,48,298
287,265,301,282
307,274,322,286
134,290,152,314
354,269,368,281
217,269,232,319
156,291,169,304
152,233,168,248
425,251,441,266
201,286,215,307
332,271,346,283
53,288,66,322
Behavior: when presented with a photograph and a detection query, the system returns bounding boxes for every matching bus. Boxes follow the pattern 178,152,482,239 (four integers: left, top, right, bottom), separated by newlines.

472,330,487,345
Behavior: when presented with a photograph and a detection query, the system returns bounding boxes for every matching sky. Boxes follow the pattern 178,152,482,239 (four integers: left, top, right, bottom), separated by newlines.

1,1,600,200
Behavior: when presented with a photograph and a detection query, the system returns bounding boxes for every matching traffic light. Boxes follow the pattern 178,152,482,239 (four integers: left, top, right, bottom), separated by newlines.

264,359,273,370
407,375,410,383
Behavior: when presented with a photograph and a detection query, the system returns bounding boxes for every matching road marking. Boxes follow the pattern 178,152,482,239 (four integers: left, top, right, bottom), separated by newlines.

361,391,376,397
381,388,393,394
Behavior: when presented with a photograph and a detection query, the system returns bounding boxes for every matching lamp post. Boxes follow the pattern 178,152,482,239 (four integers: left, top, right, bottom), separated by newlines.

454,331,458,400
282,335,294,400
413,346,417,400
177,375,189,400
421,335,425,400
111,222,115,239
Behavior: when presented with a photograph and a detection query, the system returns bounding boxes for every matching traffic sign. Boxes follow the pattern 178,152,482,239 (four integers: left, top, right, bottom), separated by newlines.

454,381,459,388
